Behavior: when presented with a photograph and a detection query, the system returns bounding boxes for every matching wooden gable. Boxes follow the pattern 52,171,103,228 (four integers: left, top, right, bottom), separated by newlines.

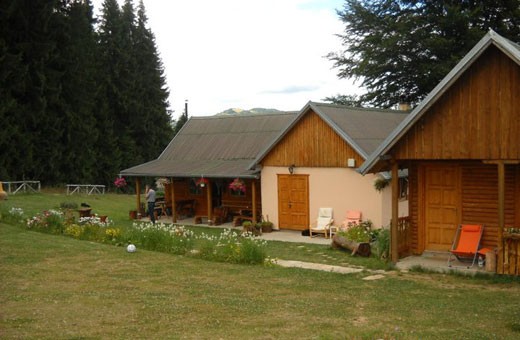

392,46,520,160
261,110,364,167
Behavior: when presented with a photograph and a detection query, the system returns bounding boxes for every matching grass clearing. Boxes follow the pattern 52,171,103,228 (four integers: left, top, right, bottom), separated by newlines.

1,191,520,338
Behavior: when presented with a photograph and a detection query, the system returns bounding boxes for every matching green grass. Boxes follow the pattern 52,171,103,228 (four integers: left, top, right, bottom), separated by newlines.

2,192,520,338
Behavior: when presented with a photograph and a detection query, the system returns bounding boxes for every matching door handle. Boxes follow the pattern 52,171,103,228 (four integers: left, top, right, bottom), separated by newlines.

288,202,292,208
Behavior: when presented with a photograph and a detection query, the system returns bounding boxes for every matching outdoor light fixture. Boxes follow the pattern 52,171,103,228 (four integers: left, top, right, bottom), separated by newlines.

288,164,295,174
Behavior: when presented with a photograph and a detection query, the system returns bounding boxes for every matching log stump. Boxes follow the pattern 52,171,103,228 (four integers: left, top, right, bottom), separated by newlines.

332,234,371,257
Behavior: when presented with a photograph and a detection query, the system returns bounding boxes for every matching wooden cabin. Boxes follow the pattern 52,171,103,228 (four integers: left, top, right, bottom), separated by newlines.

252,102,409,231
360,30,520,274
120,113,295,225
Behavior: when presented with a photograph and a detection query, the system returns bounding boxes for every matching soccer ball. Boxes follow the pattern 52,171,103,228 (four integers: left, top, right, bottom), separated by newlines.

126,244,137,253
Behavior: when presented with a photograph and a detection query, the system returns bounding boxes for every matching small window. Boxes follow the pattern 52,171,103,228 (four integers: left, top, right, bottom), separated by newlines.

399,177,408,200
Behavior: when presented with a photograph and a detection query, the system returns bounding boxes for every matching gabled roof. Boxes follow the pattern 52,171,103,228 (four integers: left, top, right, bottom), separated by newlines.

250,101,409,168
359,29,520,175
121,112,296,178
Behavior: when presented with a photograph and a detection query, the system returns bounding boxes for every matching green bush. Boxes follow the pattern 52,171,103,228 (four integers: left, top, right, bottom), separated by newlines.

338,220,373,243
372,228,390,259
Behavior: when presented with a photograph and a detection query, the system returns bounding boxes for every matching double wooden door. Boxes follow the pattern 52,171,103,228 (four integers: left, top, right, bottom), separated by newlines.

278,174,309,230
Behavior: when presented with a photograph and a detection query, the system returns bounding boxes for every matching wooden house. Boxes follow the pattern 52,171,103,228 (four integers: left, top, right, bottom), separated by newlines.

359,30,520,274
120,113,295,224
251,102,409,231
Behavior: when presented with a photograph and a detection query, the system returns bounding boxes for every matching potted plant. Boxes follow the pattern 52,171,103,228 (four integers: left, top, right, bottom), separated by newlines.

243,221,261,236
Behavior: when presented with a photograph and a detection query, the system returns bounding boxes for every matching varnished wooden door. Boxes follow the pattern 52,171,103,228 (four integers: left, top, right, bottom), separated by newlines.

424,165,460,251
278,174,309,230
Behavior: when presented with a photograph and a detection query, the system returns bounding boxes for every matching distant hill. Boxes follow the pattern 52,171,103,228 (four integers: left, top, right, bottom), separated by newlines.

216,108,285,116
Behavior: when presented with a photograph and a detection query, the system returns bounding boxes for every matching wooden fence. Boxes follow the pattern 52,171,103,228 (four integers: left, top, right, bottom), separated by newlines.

499,232,520,275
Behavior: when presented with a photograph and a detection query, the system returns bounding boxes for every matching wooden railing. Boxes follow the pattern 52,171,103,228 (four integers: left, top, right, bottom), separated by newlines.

500,232,520,275
2,181,41,194
397,216,411,258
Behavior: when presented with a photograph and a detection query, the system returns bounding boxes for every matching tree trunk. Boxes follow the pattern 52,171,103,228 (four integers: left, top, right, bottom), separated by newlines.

332,235,371,257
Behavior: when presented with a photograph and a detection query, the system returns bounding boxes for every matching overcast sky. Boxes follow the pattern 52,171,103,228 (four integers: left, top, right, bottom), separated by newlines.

92,0,361,118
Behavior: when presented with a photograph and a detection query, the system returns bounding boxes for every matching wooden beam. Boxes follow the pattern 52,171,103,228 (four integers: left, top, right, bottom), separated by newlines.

136,178,141,217
207,179,212,224
483,160,520,165
252,180,257,223
391,161,399,263
170,178,177,223
498,161,505,273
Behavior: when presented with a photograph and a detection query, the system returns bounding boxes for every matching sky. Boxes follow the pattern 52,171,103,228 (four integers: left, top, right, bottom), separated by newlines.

92,0,361,119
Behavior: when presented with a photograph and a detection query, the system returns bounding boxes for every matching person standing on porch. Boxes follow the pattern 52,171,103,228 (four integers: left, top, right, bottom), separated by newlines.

145,185,156,223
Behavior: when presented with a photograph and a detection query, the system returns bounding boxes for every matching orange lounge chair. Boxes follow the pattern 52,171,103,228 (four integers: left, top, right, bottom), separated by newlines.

447,224,484,268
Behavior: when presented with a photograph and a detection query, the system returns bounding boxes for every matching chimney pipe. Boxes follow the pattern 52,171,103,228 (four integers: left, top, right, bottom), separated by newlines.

184,99,188,118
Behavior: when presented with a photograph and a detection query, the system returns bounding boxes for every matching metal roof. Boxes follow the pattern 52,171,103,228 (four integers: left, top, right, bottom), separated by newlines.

359,29,520,175
121,112,296,178
250,101,409,168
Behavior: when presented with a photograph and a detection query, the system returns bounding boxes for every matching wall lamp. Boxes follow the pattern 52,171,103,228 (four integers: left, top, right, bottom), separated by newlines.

288,164,295,174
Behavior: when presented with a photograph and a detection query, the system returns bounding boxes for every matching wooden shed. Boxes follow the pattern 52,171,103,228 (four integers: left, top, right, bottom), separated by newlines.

360,30,520,274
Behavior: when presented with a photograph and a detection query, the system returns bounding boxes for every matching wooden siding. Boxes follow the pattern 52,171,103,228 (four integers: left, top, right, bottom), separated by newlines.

408,163,421,254
408,161,519,254
261,110,365,167
393,46,520,160
460,163,517,248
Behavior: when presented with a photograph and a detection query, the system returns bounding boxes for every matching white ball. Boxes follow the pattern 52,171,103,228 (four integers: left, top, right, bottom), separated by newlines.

126,244,136,253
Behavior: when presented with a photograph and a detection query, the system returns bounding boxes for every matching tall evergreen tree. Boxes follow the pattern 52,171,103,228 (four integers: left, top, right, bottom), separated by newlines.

0,0,63,182
328,0,520,108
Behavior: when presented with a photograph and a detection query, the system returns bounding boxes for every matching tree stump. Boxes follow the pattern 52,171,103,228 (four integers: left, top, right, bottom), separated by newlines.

332,234,371,257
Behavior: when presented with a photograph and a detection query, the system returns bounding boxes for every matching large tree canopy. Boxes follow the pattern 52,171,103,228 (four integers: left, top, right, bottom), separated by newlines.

0,0,174,185
328,0,520,108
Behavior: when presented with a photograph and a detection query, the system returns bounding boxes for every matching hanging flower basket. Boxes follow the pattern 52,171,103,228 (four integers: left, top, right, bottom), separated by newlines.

114,177,127,188
196,177,209,188
229,178,246,193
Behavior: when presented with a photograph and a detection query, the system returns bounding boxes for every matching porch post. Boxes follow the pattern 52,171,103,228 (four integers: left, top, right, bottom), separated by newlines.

498,161,505,273
136,178,141,217
391,160,399,263
170,177,177,223
252,179,257,222
207,179,212,224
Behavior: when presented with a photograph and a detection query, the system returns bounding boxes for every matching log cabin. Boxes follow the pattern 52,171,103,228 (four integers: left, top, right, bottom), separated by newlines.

359,30,520,275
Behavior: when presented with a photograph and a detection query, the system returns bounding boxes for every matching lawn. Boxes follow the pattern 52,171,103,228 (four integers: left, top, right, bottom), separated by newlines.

1,192,520,338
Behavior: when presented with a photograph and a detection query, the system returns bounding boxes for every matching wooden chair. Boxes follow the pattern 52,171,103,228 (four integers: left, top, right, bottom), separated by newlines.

309,208,334,238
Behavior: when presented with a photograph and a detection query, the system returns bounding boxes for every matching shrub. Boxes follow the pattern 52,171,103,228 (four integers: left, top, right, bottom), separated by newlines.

60,202,78,210
26,210,65,234
0,206,25,225
338,220,373,243
372,228,390,259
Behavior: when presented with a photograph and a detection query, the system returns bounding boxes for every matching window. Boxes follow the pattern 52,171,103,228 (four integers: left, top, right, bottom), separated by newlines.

399,177,408,200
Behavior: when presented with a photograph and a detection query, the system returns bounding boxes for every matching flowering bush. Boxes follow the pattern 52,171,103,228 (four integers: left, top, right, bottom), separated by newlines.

228,178,246,193
114,177,127,188
26,210,65,234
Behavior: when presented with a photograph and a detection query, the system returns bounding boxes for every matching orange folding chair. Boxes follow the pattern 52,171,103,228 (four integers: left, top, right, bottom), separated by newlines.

447,224,484,268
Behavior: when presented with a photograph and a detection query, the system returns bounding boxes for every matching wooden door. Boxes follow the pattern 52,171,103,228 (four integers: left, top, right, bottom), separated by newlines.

424,165,460,251
278,174,309,230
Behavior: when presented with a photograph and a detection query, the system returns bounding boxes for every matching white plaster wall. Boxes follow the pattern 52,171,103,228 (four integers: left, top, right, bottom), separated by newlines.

261,166,406,230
